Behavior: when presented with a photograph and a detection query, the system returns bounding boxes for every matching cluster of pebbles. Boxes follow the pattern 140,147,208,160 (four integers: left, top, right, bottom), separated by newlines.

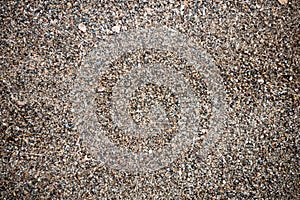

1,0,299,199
95,49,210,154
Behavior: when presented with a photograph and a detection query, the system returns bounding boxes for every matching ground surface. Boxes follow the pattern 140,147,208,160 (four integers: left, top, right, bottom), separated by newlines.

1,0,299,199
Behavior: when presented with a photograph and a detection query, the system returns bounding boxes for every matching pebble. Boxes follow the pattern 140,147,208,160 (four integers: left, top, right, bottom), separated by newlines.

16,100,26,107
257,78,264,83
78,23,87,32
112,25,121,33
278,0,288,5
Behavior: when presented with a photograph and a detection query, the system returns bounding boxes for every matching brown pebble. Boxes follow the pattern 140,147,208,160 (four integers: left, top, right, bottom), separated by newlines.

78,23,87,32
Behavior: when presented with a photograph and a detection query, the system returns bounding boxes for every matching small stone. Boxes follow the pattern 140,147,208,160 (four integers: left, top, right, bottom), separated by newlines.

258,79,264,83
112,25,121,33
96,86,106,92
78,23,87,32
37,112,43,118
184,0,189,6
51,19,58,25
16,100,26,107
145,8,153,15
278,0,288,5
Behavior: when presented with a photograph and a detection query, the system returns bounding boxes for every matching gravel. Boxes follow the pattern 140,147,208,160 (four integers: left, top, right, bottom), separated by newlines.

1,0,299,199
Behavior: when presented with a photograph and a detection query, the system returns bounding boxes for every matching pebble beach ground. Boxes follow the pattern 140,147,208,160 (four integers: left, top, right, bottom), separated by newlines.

1,0,299,199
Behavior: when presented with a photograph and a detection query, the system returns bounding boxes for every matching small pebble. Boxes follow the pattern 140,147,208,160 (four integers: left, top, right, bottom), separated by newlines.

278,0,288,5
112,25,121,33
78,23,87,32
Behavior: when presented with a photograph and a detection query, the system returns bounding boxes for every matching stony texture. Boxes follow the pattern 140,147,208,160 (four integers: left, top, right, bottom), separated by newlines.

1,0,299,199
